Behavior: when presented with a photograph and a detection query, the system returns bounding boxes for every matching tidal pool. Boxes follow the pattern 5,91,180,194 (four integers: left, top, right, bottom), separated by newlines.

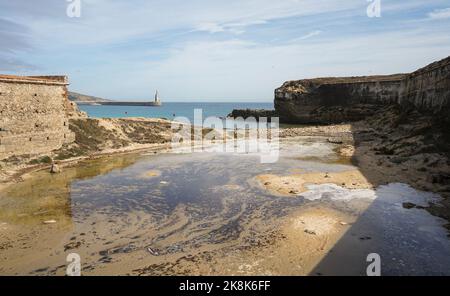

0,138,449,275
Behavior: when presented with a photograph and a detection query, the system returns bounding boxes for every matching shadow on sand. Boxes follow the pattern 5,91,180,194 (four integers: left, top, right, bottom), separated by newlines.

310,110,450,276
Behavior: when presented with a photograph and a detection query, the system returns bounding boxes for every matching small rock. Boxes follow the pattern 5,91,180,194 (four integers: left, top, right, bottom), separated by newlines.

160,181,168,185
402,202,416,209
339,221,348,226
43,220,57,224
64,241,81,251
304,229,317,235
147,247,160,256
50,164,61,174
327,138,343,144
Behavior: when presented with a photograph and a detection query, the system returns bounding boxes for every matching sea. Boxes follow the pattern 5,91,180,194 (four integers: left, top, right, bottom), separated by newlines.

78,102,274,123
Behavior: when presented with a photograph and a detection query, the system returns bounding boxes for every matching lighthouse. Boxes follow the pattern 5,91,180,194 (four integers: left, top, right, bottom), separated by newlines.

152,90,162,106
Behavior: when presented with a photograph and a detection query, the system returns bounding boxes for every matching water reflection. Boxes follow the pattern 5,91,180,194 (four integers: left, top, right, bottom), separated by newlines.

0,139,449,275
0,154,139,225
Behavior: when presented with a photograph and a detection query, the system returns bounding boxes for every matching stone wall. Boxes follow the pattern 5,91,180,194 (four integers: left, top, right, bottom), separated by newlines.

0,75,75,160
275,56,450,123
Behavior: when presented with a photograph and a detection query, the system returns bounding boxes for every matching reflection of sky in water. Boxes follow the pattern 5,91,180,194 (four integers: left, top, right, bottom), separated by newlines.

309,182,450,275
69,152,308,220
1,140,450,275
68,149,450,275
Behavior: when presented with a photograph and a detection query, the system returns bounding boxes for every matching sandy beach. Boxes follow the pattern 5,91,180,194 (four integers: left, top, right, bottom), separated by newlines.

1,124,449,276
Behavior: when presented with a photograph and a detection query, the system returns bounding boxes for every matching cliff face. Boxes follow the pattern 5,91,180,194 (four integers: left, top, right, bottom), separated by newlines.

68,91,111,103
275,56,450,124
402,57,450,112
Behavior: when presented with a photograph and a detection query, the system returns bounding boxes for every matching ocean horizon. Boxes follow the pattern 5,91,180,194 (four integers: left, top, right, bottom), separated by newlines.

78,102,274,123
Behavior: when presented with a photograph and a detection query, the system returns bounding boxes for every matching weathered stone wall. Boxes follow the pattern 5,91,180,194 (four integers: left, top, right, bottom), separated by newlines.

0,75,75,160
275,56,450,123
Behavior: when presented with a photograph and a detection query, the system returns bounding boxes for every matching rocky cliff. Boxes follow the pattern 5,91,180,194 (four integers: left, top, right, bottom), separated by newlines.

68,91,111,104
275,56,450,124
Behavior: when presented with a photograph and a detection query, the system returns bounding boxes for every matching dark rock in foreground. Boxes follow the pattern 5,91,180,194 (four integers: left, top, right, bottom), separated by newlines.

227,109,277,120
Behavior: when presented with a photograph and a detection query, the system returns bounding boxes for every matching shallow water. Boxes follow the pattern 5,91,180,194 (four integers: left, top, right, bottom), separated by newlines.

0,138,449,275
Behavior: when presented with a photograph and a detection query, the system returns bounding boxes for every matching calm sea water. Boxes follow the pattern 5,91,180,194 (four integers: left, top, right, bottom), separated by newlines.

79,102,274,123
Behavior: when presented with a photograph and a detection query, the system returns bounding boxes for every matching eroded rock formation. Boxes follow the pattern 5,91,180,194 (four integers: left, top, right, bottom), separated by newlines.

275,56,450,124
228,109,277,120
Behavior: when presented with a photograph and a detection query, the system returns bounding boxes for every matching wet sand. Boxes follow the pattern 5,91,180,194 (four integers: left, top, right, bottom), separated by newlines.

255,169,372,196
1,136,450,275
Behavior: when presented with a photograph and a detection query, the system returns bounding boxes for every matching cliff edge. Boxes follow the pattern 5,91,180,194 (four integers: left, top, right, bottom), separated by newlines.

275,56,450,124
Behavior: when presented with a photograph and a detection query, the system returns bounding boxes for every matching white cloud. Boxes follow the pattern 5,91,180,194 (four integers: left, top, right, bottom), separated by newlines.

85,28,450,101
5,0,360,47
196,23,226,33
195,20,268,34
291,30,322,42
2,0,450,100
428,8,450,20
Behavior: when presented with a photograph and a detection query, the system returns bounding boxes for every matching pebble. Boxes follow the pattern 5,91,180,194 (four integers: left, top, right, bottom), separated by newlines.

339,221,348,226
147,247,160,256
50,164,61,174
160,181,168,184
304,229,317,235
43,220,57,224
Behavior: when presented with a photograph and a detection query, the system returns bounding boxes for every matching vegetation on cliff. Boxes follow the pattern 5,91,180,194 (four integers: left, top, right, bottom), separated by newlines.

55,118,173,160
68,91,111,103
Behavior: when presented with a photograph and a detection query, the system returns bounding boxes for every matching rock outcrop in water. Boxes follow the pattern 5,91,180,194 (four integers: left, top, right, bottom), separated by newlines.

275,56,450,124
227,109,277,120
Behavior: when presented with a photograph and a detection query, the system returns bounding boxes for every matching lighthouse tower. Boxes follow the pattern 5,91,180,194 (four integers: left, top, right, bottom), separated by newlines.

152,90,162,106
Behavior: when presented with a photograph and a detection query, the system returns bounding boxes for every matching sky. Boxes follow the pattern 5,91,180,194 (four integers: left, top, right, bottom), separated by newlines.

0,0,450,102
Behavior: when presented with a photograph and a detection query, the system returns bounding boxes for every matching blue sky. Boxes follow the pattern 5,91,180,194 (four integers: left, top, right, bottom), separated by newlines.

1,0,450,102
